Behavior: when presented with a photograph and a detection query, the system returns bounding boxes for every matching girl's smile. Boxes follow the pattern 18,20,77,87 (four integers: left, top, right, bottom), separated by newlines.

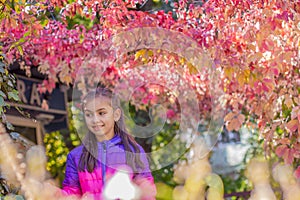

92,124,103,130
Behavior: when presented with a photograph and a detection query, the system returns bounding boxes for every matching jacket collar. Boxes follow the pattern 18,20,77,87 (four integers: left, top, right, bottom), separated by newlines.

97,134,122,147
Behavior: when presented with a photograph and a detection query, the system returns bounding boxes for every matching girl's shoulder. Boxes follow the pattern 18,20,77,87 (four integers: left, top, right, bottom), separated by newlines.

68,144,84,157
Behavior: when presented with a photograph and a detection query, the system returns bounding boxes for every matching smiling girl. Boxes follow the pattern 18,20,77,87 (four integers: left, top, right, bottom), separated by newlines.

62,87,156,200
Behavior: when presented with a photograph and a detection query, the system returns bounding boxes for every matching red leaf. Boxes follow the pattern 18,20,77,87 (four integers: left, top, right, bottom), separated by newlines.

286,119,299,132
262,83,269,92
294,143,300,151
278,138,290,145
294,166,300,179
284,148,295,165
271,67,279,76
275,145,287,157
166,109,175,119
257,119,266,129
206,23,213,31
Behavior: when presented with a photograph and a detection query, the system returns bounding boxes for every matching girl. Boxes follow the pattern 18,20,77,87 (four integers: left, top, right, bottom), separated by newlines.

62,87,156,200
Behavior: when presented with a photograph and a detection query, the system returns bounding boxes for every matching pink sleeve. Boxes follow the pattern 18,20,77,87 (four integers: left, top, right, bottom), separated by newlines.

62,186,82,196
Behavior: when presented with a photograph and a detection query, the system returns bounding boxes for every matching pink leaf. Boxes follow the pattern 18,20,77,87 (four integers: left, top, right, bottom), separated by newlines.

262,82,269,92
294,166,300,179
275,145,287,157
141,97,149,104
286,119,299,132
284,148,295,165
278,138,290,145
271,67,279,76
166,109,175,119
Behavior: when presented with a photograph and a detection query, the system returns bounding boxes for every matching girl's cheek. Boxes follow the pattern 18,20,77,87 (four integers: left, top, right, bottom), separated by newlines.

85,117,92,123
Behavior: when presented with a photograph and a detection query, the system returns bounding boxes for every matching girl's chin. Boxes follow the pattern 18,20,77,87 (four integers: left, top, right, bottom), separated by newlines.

87,128,104,135
93,130,105,135
93,127,103,132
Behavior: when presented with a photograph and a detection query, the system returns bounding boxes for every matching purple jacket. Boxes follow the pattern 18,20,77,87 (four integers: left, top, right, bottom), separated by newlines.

62,134,156,200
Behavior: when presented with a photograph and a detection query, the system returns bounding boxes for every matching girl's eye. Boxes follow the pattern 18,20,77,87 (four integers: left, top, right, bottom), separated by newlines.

85,113,92,117
98,112,106,116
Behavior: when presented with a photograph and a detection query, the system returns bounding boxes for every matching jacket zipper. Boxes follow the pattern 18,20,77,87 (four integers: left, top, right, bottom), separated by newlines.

102,142,107,185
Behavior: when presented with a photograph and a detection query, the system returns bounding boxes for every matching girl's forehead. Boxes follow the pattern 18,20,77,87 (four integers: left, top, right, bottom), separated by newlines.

84,96,112,109
85,95,111,103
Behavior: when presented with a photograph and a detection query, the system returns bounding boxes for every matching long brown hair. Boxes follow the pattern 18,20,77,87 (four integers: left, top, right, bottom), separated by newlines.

78,87,145,173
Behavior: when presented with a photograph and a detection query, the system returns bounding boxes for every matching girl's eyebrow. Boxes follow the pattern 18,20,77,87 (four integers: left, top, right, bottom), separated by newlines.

84,108,106,112
96,108,106,112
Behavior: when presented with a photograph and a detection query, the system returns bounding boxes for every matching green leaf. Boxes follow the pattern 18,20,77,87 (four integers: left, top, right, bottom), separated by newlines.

15,195,25,200
0,61,5,68
0,90,6,98
0,96,4,106
17,45,24,56
40,18,49,26
8,73,16,81
23,30,31,37
7,79,14,87
0,65,5,73
6,121,14,130
8,91,19,101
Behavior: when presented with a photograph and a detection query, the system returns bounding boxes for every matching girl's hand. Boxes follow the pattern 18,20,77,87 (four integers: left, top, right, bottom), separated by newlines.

134,177,157,200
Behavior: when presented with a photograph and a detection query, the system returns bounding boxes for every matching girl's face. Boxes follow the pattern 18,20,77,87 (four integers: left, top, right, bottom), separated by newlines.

83,96,121,142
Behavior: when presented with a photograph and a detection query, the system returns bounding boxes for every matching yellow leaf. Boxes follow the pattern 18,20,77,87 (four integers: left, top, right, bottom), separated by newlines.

248,73,257,87
61,75,72,85
248,52,263,63
243,69,250,77
14,4,21,14
247,44,256,51
237,72,245,86
147,50,153,57
242,69,250,83
179,58,185,65
134,49,146,60
188,63,198,75
224,67,234,79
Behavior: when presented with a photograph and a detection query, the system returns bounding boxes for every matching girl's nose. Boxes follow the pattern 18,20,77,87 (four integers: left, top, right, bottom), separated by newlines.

92,114,101,123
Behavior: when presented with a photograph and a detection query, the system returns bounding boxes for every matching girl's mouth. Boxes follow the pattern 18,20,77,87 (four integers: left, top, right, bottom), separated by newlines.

92,125,104,131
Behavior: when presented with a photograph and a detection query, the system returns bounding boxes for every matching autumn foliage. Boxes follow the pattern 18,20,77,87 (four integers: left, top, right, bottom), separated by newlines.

1,0,300,176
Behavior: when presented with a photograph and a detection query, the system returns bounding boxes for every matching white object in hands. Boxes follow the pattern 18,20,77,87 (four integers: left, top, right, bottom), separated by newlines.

103,171,141,200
